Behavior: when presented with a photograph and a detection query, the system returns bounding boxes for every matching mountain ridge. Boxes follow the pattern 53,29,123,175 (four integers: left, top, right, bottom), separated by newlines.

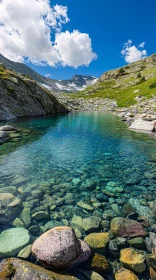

0,54,98,92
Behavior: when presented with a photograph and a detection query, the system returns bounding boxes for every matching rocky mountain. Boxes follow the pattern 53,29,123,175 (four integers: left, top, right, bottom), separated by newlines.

0,64,67,121
0,54,98,92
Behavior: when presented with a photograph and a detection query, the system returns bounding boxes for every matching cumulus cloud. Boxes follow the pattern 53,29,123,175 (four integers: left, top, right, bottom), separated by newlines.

0,0,96,67
121,39,147,63
54,30,97,67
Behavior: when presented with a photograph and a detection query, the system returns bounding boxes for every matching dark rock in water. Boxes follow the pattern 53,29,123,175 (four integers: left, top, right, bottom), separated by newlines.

149,266,156,280
108,240,119,258
31,211,49,221
0,193,23,225
123,203,135,216
85,253,111,272
110,217,147,238
147,254,156,271
32,226,91,269
0,258,79,280
128,237,145,250
77,269,105,280
145,232,156,254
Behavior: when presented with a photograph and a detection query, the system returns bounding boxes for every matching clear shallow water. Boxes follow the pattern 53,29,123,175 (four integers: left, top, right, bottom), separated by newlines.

0,112,156,232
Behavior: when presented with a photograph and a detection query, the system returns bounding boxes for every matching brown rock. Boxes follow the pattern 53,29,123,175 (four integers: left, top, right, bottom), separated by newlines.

120,248,146,273
115,268,138,280
86,253,111,272
147,254,156,270
150,267,156,280
0,258,78,280
110,217,146,238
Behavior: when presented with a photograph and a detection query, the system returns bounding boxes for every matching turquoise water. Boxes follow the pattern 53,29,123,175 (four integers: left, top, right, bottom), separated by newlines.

0,112,156,232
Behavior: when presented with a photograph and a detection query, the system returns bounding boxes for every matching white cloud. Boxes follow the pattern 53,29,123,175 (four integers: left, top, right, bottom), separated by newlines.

0,0,96,68
121,40,147,63
45,73,52,78
54,30,97,67
139,42,146,48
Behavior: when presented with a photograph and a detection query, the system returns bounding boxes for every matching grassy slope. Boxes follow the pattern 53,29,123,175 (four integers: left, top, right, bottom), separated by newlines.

69,56,156,108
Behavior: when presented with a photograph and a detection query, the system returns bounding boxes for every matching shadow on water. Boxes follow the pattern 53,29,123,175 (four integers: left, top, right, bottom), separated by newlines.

0,113,68,158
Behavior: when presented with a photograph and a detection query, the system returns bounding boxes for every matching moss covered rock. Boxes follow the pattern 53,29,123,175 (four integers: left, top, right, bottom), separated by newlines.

120,248,146,273
84,232,110,254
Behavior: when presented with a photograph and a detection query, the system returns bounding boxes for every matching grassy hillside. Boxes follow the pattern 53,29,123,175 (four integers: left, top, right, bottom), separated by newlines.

70,54,156,108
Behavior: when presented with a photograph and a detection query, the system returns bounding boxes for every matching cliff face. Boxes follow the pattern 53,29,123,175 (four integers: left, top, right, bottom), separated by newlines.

0,66,68,121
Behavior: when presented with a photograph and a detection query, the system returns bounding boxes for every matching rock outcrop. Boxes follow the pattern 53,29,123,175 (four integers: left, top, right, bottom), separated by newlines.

0,68,67,121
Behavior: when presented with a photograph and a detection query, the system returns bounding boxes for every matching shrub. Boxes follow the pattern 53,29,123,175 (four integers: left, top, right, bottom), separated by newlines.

149,82,156,89
119,67,125,74
137,72,141,78
7,87,15,94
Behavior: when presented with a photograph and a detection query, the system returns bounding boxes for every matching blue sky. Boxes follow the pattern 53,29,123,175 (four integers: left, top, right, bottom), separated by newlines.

0,0,155,80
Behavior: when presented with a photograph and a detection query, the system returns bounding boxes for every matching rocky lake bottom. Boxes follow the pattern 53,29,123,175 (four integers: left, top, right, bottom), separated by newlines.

0,112,156,279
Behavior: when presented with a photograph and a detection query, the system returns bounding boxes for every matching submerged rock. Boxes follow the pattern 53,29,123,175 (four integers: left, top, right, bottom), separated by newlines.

0,258,78,280
110,217,147,238
84,232,110,254
18,244,32,259
82,216,101,233
120,248,146,273
0,193,23,225
129,198,151,219
115,268,138,280
32,226,91,269
149,266,156,280
0,228,31,257
77,201,94,211
31,211,49,221
86,253,111,272
145,232,156,253
128,237,145,250
78,270,105,280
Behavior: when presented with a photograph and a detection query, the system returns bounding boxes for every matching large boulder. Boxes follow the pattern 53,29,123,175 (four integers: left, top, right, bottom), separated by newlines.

0,258,79,280
120,248,146,273
0,193,23,225
129,118,155,132
32,226,91,269
110,217,146,238
84,232,110,254
0,228,31,257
